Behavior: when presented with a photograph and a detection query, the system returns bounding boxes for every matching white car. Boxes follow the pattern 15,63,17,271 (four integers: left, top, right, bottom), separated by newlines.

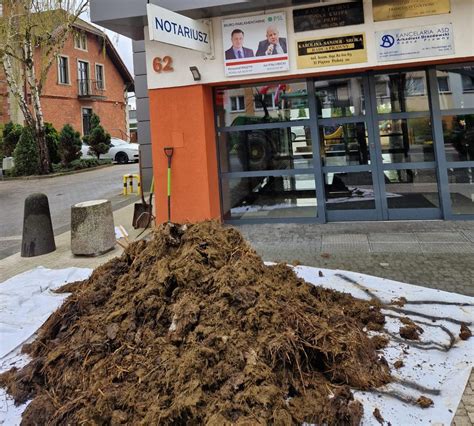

81,138,139,164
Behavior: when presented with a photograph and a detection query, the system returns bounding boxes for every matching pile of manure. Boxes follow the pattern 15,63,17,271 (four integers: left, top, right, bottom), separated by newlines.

0,221,391,425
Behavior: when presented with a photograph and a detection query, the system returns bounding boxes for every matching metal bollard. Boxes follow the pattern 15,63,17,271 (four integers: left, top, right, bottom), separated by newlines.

21,193,56,257
123,174,141,196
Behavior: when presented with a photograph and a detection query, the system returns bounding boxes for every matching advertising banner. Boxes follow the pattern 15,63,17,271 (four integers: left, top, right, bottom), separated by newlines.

376,24,454,62
293,1,364,32
296,33,367,69
222,12,289,77
147,4,211,53
373,0,451,22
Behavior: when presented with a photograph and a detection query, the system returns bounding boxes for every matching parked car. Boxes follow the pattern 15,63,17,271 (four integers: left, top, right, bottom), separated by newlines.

81,138,139,163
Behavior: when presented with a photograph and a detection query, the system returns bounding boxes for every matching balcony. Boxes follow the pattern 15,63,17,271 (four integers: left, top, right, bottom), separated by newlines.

77,79,106,100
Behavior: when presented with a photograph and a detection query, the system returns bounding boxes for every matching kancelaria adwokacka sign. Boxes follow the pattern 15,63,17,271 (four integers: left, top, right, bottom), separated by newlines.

296,33,367,69
293,0,364,33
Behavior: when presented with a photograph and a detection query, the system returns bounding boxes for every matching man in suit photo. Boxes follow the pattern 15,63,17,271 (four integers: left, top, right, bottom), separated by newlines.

256,25,287,56
225,29,255,60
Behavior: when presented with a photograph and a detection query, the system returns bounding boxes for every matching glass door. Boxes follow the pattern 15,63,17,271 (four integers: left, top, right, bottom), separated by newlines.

313,75,385,221
368,70,442,220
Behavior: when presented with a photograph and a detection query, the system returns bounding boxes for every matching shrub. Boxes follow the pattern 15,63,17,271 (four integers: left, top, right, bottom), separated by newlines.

59,124,82,165
45,123,61,165
84,113,111,159
13,127,40,176
1,122,23,157
51,158,111,173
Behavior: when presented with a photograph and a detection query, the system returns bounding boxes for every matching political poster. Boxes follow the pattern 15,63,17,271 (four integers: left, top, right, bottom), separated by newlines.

296,33,367,69
222,13,289,77
376,24,454,62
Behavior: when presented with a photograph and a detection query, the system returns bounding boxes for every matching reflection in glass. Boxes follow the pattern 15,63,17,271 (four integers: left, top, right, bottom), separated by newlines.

325,172,375,210
375,71,429,113
314,77,365,118
437,66,474,110
442,115,474,162
384,169,439,209
215,81,309,127
320,123,369,166
222,175,317,219
379,118,434,163
448,168,474,214
218,127,313,173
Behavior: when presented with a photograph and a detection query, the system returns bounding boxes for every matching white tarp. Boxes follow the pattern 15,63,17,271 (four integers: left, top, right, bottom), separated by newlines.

1,266,473,425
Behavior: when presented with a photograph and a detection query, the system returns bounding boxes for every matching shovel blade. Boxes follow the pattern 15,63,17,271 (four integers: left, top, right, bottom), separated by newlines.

132,203,152,229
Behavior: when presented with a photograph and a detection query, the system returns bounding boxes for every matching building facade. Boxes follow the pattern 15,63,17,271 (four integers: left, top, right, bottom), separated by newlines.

0,19,134,140
92,0,474,224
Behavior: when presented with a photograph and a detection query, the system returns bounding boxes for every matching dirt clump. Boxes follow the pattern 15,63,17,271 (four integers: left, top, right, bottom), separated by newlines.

393,360,404,369
399,317,424,340
417,396,434,408
0,221,391,425
460,323,472,341
373,407,385,424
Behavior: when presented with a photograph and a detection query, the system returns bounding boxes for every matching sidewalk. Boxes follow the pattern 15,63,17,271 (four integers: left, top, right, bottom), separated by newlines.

0,216,473,424
0,202,150,283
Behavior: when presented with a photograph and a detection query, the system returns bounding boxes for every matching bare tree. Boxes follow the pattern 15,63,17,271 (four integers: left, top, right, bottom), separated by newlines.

0,0,89,174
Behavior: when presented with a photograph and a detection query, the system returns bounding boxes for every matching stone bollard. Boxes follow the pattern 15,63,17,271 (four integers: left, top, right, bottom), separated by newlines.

21,193,56,257
71,199,115,256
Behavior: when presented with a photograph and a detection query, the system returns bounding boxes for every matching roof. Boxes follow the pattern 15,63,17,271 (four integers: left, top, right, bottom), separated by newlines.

73,17,134,92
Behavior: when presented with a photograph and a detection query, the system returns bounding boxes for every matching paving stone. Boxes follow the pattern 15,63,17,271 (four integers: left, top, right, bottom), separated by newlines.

463,231,474,243
420,243,474,254
368,232,418,243
320,243,370,253
323,234,368,244
369,242,422,253
416,232,469,243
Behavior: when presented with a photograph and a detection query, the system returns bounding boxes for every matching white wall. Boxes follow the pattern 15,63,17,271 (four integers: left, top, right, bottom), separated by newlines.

145,0,474,90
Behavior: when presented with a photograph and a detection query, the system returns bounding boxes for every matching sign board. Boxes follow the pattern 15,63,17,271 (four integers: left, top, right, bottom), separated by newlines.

147,4,211,53
373,0,451,22
293,1,364,32
376,24,454,62
296,33,367,69
222,12,289,77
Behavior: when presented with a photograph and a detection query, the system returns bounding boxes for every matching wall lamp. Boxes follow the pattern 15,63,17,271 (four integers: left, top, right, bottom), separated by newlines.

189,66,201,81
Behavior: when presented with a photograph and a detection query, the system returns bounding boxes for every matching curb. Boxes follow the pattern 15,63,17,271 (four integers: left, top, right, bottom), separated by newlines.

1,163,114,181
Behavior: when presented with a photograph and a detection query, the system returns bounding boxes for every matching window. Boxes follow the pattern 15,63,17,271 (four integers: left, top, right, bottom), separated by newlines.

462,75,474,92
78,61,90,96
437,76,450,93
82,108,93,136
406,77,425,96
230,96,245,112
58,56,69,85
74,32,87,51
95,64,105,90
254,94,276,110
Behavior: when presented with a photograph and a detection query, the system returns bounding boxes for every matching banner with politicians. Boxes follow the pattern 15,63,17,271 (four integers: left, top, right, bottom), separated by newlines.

222,13,289,77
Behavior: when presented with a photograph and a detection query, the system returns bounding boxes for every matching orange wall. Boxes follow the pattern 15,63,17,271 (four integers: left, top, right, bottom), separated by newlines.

149,85,221,224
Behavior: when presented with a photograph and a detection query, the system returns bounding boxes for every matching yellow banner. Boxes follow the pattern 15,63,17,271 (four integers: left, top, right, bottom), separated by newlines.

296,33,367,69
373,0,451,21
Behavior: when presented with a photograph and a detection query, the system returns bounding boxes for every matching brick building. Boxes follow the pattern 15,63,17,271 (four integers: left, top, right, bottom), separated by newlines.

0,18,134,139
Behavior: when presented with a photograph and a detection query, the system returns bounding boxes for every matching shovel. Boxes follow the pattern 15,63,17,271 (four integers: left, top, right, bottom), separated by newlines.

132,153,154,229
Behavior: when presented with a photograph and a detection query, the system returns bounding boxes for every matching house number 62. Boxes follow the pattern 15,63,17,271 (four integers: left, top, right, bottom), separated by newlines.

153,56,174,73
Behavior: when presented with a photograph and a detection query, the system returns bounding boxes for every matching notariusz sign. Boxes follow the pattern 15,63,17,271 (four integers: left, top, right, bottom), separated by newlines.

147,4,211,53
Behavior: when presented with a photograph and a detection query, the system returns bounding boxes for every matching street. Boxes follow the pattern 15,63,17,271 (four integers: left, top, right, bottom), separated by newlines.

0,164,139,259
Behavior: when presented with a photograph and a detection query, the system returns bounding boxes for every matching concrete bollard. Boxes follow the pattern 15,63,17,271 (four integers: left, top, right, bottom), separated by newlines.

71,199,115,256
21,193,56,257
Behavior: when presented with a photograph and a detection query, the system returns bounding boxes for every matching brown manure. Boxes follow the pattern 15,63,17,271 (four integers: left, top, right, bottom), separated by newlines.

0,221,391,425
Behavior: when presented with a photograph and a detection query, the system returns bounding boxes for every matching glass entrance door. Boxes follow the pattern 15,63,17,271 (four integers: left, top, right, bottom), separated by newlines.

314,76,385,221
369,70,442,220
